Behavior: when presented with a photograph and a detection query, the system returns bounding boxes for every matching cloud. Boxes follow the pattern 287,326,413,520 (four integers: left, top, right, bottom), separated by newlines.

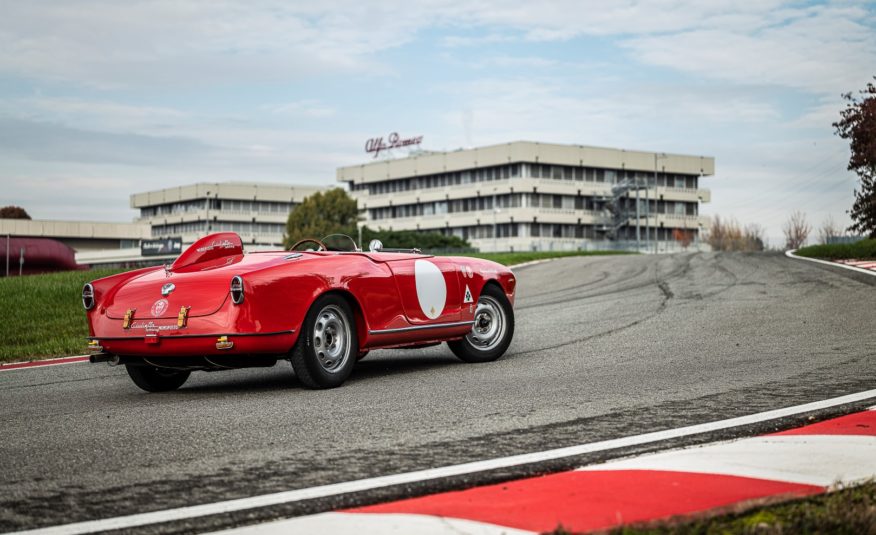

0,117,211,165
263,100,336,118
623,4,876,95
442,33,514,48
3,1,871,93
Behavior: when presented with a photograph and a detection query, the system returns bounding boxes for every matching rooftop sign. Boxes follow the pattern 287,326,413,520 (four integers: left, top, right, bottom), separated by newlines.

365,132,424,158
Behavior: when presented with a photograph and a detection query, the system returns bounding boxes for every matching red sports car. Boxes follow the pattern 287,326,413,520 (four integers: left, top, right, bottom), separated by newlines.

84,233,516,391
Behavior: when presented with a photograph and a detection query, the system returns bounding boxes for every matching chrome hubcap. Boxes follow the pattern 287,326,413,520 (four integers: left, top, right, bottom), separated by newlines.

312,305,351,373
466,295,506,351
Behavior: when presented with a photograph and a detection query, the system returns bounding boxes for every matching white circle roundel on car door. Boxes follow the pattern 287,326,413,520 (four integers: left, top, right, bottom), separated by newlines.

414,259,446,319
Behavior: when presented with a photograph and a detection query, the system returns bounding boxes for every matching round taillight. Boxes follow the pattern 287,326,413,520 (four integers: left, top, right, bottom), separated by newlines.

230,276,244,304
82,283,95,310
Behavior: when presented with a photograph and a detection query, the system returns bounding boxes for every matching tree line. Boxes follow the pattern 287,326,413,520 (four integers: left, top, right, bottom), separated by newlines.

283,188,470,250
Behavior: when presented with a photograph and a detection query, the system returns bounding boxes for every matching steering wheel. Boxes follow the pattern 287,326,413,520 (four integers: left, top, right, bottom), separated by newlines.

289,238,327,252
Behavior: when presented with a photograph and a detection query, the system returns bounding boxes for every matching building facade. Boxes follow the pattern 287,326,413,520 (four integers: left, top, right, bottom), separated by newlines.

0,218,150,252
131,182,325,247
338,141,714,252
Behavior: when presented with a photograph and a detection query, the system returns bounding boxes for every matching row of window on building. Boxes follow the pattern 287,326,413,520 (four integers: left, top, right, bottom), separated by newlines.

140,199,296,218
431,223,693,241
151,221,285,237
352,163,699,195
368,194,697,221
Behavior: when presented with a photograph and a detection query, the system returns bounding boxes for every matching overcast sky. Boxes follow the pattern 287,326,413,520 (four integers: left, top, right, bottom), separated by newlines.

1,1,873,246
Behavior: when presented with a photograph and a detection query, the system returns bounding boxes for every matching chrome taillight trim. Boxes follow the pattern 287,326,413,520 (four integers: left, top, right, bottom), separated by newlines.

230,276,244,304
82,283,95,310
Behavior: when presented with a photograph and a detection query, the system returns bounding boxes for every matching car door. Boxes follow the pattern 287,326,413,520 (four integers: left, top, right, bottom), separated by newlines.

383,256,462,325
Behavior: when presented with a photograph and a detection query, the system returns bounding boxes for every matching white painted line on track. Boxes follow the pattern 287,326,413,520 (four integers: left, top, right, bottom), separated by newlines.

578,435,876,487
211,512,536,535
786,249,876,277
15,388,876,535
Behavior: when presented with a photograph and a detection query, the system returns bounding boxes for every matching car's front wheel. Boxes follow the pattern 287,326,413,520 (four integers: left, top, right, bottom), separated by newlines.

291,294,358,389
448,283,514,363
125,364,190,392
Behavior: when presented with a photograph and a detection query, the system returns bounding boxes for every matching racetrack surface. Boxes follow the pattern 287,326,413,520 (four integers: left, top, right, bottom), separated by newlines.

2,252,875,533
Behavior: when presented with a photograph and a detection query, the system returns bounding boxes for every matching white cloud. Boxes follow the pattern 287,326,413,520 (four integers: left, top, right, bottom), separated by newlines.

623,4,876,95
264,100,336,118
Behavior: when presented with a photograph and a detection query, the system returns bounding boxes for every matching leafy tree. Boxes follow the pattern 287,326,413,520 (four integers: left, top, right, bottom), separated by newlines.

361,227,470,250
834,78,876,238
284,189,471,250
284,188,358,247
0,206,31,219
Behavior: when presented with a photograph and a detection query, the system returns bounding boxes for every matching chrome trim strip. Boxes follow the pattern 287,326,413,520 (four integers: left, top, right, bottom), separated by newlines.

369,321,474,335
87,329,295,341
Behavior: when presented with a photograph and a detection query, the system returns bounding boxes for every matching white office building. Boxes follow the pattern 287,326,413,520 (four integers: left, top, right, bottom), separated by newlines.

132,182,325,247
338,141,714,252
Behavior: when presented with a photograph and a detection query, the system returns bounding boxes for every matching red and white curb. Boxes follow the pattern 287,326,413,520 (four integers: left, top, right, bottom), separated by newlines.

15,391,876,535
215,408,876,535
835,259,876,273
786,249,876,277
0,355,89,372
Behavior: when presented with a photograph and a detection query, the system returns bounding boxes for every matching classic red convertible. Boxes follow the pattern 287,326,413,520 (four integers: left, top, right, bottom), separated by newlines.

84,233,515,391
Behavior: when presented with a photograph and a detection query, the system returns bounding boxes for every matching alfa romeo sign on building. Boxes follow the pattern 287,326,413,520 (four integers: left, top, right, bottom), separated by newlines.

365,132,424,158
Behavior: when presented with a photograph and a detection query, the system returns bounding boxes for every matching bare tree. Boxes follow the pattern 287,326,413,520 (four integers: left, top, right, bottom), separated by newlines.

783,211,811,250
817,215,842,244
743,224,765,251
706,216,765,252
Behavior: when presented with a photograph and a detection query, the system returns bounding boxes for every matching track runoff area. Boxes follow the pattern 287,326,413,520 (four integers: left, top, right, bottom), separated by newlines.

13,388,876,535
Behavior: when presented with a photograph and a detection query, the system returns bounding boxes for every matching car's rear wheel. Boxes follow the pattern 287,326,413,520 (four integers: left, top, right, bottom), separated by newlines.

448,283,514,363
291,294,358,389
125,364,190,392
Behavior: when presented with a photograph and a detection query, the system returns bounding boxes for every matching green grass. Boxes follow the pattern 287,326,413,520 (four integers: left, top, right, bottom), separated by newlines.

447,250,636,266
795,238,876,260
0,268,124,363
549,480,876,535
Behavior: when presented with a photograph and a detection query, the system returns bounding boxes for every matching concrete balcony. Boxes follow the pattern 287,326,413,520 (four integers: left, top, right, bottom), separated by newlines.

365,207,605,232
353,179,709,208
138,211,289,225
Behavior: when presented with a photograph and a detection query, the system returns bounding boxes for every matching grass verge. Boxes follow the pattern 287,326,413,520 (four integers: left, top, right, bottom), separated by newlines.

449,249,636,266
0,268,124,363
795,238,876,260
549,480,876,535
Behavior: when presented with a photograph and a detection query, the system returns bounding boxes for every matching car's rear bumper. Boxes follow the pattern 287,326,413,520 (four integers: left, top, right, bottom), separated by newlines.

88,329,297,357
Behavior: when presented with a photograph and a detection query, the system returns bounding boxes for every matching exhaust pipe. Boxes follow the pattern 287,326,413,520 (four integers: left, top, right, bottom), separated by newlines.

89,353,120,365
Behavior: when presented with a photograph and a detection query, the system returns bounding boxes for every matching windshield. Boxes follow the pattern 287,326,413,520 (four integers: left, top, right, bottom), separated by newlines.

321,234,359,252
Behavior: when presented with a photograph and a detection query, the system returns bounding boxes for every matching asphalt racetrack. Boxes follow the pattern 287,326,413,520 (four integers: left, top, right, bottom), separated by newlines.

2,252,875,533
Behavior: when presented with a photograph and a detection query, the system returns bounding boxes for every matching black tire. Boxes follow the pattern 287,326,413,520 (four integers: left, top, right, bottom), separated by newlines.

125,364,190,392
290,294,358,389
448,283,514,363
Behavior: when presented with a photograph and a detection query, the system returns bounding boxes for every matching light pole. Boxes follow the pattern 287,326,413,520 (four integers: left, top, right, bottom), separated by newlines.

653,152,667,254
634,173,640,251
493,190,500,253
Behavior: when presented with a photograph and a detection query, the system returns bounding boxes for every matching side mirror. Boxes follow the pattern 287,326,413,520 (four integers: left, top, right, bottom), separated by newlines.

368,239,383,253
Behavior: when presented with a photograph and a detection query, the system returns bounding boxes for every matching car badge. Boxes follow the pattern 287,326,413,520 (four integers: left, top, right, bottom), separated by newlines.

161,283,175,296
151,299,169,317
